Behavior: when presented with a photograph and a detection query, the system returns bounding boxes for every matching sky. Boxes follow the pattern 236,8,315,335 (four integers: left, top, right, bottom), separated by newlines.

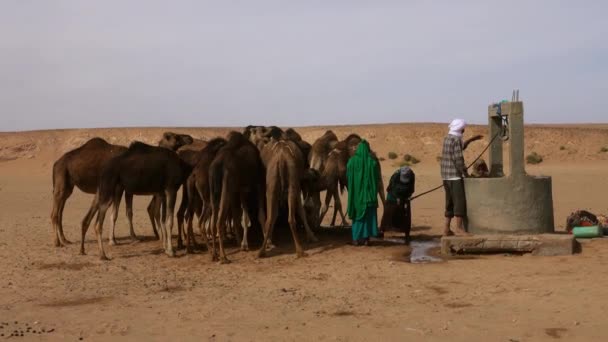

1,0,607,131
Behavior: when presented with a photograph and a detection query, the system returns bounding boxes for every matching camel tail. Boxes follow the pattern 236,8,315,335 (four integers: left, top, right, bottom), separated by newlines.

278,157,288,195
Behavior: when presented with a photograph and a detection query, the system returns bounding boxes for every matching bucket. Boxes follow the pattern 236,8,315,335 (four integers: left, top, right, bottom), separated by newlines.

572,226,603,238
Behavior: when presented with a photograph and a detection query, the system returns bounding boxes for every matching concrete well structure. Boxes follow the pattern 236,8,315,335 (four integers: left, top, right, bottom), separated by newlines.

464,101,555,234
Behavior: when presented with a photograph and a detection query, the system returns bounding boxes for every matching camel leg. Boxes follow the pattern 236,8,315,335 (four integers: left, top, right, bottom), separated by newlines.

330,200,339,227
184,179,199,254
215,189,231,264
209,203,218,261
147,196,160,240
156,194,166,249
231,212,243,247
176,185,188,250
51,182,73,247
288,187,307,257
240,203,251,251
198,206,211,252
108,190,123,246
164,190,177,257
56,194,73,245
80,195,99,255
94,200,111,261
298,195,318,243
318,190,333,227
125,193,139,242
258,183,279,258
334,191,349,227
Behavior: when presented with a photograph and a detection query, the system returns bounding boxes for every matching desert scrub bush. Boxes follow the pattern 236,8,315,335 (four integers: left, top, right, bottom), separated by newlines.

402,154,420,165
387,152,398,160
600,146,608,153
560,146,566,151
526,152,543,164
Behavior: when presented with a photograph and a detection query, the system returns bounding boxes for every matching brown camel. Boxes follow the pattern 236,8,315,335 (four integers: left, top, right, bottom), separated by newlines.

183,137,228,253
309,130,339,172
81,141,188,260
258,135,318,258
51,138,128,247
208,132,266,263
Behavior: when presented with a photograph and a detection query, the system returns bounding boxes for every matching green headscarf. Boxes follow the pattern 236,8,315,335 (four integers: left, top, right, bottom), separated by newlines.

346,140,379,221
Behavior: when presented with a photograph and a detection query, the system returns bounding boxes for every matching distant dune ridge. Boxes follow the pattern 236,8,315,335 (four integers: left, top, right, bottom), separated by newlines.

1,124,607,164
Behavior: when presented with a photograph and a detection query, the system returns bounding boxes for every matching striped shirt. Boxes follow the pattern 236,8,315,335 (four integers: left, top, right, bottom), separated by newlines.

440,134,466,180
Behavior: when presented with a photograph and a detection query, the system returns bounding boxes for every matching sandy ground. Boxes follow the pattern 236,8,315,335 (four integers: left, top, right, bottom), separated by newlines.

1,124,608,341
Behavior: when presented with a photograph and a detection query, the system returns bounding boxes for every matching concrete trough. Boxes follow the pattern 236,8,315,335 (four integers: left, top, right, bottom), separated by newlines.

441,234,576,257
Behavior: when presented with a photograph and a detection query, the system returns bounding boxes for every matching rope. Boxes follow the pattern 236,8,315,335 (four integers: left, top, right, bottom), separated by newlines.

408,132,501,201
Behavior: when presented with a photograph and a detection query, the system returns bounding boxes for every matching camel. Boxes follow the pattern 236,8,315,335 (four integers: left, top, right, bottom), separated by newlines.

51,138,128,247
183,137,228,253
258,135,318,258
208,132,266,263
81,142,188,260
309,130,339,172
144,132,197,242
95,132,195,245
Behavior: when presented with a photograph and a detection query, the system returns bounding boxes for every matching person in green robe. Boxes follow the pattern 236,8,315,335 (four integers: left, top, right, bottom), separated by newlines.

346,140,380,246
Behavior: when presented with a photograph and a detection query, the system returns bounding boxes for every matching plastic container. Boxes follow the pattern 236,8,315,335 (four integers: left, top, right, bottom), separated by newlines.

572,226,603,238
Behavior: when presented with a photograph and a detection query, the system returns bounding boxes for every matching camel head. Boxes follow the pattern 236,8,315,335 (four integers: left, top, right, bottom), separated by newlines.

158,132,194,151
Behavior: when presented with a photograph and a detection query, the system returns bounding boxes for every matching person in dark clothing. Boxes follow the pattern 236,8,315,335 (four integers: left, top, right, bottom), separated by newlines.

380,166,415,243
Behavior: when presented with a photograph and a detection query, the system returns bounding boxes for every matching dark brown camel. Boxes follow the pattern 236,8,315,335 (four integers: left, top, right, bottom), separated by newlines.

208,132,266,263
105,132,194,245
81,142,188,260
51,138,127,247
143,132,199,245
183,137,228,253
258,136,318,258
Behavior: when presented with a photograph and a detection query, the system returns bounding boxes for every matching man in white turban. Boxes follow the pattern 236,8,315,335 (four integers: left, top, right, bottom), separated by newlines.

440,118,471,236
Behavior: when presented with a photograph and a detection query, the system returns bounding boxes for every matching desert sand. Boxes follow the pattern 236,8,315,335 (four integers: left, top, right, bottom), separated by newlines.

1,124,608,341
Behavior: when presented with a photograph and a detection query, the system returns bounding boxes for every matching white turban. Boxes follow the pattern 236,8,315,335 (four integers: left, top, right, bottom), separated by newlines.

448,119,466,137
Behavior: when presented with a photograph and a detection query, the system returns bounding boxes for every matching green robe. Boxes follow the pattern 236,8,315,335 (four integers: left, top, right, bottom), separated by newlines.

346,140,379,240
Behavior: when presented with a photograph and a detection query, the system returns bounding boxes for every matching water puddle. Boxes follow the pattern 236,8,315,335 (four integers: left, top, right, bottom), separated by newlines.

409,239,442,263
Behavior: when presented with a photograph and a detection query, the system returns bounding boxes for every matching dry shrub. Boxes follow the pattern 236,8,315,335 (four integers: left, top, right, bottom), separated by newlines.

526,152,543,164
387,152,398,160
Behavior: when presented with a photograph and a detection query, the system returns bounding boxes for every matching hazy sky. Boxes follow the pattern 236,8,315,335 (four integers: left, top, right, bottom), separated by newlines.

1,1,607,131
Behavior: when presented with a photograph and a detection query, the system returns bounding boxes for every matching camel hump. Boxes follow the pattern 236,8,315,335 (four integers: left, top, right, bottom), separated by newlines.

128,141,156,152
226,131,249,147
82,137,111,147
205,137,227,151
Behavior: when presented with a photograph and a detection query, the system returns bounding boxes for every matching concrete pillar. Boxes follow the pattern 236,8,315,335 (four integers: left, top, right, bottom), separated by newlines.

505,101,525,177
488,105,504,177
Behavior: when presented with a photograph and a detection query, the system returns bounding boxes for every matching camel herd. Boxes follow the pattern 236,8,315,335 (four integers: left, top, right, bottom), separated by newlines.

50,127,385,263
